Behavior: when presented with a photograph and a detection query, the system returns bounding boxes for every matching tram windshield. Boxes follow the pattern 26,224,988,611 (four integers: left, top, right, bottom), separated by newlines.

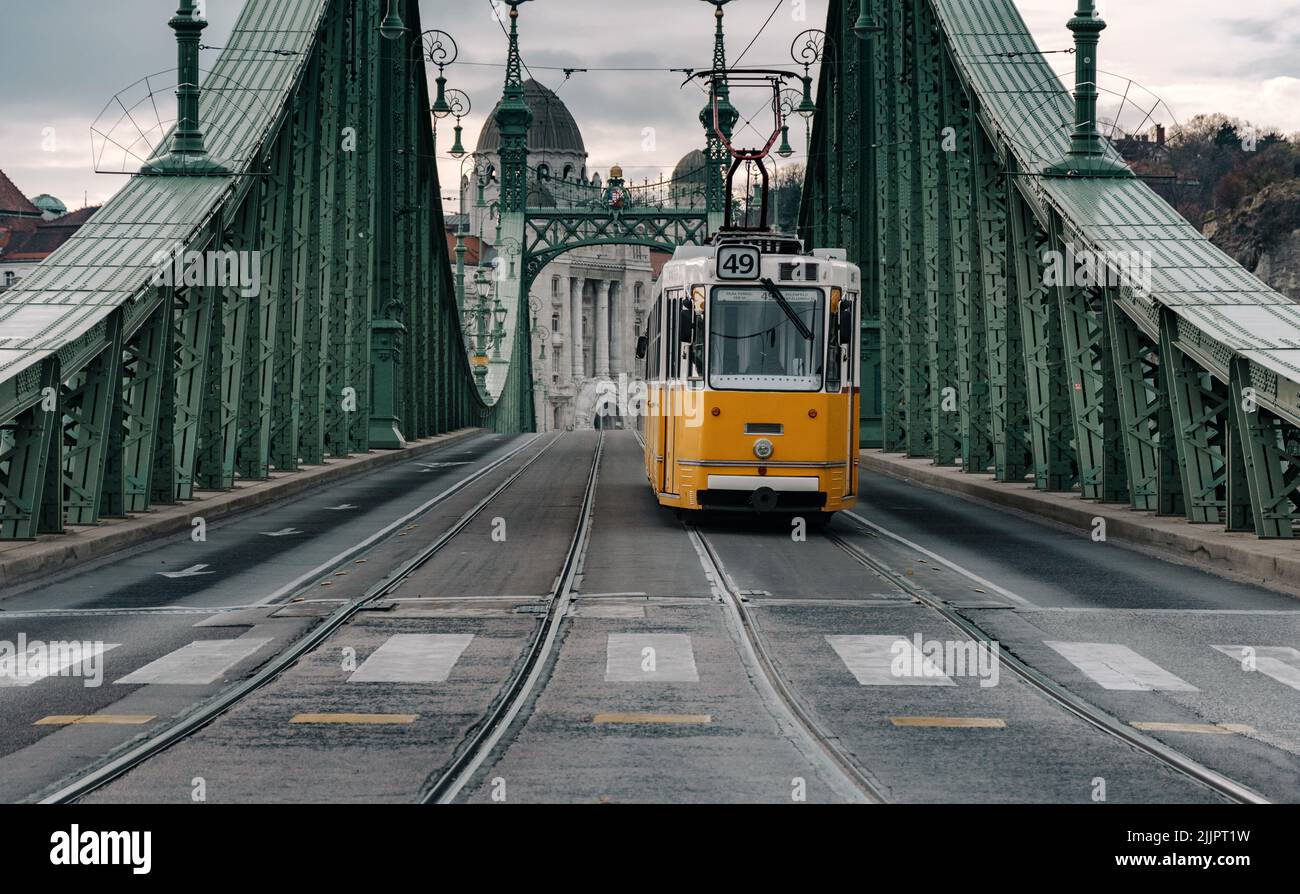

708,285,824,391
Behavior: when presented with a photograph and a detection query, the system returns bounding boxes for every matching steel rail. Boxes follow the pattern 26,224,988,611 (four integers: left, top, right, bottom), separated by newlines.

37,433,563,804
686,525,887,804
422,432,605,803
825,519,1270,806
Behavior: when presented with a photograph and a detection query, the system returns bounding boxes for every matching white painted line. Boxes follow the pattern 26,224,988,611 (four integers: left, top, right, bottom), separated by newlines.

156,563,214,579
824,635,956,686
116,638,273,685
325,503,358,511
0,643,119,688
1212,645,1300,692
348,634,474,683
842,510,1037,608
605,633,699,682
1045,641,1198,691
261,528,303,537
252,435,540,606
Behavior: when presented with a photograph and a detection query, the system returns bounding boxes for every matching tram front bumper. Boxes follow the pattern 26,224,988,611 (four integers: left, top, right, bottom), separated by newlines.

700,474,827,513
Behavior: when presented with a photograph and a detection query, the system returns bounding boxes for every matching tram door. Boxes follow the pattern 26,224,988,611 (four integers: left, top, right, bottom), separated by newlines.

659,289,682,496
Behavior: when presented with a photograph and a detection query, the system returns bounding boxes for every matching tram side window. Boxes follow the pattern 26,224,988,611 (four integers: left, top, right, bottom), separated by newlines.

648,296,662,380
663,289,684,380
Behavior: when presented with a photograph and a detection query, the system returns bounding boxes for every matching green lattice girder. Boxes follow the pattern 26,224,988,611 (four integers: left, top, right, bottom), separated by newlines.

0,0,505,540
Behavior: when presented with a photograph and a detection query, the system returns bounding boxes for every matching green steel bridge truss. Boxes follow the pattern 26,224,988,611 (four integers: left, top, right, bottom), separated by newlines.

802,0,1300,539
0,0,525,541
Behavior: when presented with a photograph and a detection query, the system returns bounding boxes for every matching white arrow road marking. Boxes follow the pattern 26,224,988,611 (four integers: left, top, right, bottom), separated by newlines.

1213,645,1300,692
416,461,471,472
261,528,304,537
1045,641,1198,691
156,564,215,579
324,504,358,511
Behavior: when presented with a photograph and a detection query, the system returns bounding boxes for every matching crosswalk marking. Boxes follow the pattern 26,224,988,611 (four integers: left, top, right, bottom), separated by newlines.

824,635,956,686
1044,641,1198,691
0,642,119,688
347,634,474,683
605,633,699,682
1212,645,1300,692
115,638,273,685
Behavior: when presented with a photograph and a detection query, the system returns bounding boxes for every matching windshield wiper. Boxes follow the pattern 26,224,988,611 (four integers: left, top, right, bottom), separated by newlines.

759,277,814,341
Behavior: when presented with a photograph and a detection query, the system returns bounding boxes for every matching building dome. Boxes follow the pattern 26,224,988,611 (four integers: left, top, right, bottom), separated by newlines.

671,149,708,207
672,149,707,184
32,194,67,217
476,79,586,156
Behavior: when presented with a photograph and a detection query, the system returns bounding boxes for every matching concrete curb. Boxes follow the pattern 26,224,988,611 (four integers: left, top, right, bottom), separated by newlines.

859,450,1300,596
0,429,483,593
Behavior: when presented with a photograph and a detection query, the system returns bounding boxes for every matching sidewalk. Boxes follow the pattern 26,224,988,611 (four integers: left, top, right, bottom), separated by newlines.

859,450,1300,597
0,429,481,592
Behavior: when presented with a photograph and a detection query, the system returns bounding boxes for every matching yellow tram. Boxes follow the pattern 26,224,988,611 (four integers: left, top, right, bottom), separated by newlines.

637,233,862,523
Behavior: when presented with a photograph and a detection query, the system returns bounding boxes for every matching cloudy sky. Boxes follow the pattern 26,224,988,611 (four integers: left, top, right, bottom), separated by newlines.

2,0,1298,213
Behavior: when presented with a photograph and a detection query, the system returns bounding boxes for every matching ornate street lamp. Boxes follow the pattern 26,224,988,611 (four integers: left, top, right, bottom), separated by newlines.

440,89,471,158
791,30,826,119
379,0,406,41
419,30,459,115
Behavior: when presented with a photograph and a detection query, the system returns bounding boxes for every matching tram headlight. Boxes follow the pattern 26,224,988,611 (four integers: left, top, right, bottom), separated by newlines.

753,438,775,460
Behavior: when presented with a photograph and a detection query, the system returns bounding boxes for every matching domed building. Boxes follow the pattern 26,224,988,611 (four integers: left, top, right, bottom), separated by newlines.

670,149,708,209
460,79,656,432
31,194,67,221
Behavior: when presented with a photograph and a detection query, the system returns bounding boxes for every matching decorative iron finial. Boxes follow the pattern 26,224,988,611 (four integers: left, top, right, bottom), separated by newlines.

142,0,229,175
1043,0,1132,178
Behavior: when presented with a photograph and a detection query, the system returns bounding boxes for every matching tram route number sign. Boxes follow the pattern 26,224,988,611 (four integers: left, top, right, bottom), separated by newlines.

717,244,761,281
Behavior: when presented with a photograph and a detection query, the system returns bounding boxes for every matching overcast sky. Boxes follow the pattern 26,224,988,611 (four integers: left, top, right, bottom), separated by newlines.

2,0,1297,212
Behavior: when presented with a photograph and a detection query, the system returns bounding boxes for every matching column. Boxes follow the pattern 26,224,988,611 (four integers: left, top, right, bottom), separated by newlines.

595,279,611,377
608,280,621,374
569,276,583,381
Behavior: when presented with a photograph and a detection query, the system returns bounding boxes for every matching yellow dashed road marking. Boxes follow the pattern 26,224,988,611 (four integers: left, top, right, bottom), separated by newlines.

890,716,1006,729
35,715,156,726
593,712,712,725
289,713,418,724
1130,721,1255,735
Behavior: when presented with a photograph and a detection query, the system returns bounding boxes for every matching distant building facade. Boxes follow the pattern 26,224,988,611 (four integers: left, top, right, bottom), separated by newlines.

0,170,97,291
457,80,698,432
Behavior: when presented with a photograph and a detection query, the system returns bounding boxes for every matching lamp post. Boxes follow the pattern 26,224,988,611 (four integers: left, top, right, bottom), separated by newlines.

142,0,229,175
530,297,547,432
791,30,826,158
1043,0,1132,178
370,0,410,449
469,270,491,396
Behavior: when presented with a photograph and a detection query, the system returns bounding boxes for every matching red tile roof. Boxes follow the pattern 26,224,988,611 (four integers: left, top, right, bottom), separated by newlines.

0,206,100,263
0,169,41,217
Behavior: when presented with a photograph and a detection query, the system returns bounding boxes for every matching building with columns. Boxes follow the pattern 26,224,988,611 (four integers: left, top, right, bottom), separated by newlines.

459,80,660,431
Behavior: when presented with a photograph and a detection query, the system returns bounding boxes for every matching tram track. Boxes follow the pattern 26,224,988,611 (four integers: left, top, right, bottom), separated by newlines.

421,432,604,804
36,433,563,804
825,515,1270,805
686,524,887,804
